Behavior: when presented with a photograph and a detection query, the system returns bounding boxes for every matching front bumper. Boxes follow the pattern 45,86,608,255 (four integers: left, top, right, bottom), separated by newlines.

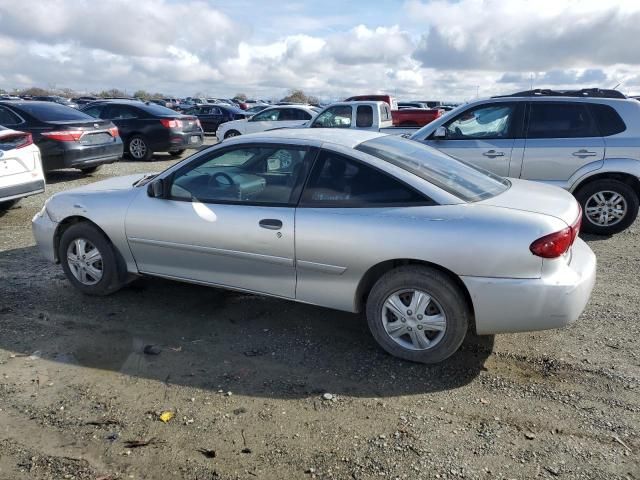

32,207,59,263
462,238,597,335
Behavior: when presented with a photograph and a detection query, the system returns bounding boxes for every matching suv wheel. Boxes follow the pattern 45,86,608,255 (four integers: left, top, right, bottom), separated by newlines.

576,179,639,235
127,135,152,161
59,223,125,295
366,266,470,364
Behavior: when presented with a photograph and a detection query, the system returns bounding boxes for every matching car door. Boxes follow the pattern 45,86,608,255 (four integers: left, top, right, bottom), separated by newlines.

422,102,522,177
125,143,314,298
294,148,433,311
278,108,313,129
204,106,224,132
520,101,605,184
244,108,281,134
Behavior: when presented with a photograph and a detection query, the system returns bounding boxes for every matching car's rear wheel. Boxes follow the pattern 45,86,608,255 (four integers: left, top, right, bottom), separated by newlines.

224,130,240,139
366,266,470,364
80,165,102,174
59,223,124,296
127,135,152,161
169,149,185,157
575,179,639,235
0,199,19,211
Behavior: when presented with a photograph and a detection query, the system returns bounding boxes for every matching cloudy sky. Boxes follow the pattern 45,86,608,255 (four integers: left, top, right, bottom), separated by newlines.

0,0,639,101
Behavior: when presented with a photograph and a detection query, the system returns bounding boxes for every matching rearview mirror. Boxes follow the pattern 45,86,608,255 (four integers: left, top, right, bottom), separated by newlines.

433,126,447,139
147,178,166,198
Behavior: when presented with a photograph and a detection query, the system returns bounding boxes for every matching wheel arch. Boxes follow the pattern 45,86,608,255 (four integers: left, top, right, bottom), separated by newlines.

354,259,476,330
571,171,640,197
54,215,129,281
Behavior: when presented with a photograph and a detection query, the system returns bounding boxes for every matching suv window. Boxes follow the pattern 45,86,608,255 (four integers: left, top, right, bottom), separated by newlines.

589,103,626,136
527,102,598,138
442,104,515,139
0,106,22,126
82,105,104,118
300,150,428,207
169,145,310,205
311,106,352,128
356,105,374,127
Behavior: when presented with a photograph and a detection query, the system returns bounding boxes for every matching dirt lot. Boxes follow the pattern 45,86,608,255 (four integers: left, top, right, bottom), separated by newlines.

0,139,638,480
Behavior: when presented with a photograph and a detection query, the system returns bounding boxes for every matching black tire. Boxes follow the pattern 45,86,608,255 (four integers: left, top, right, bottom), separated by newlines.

80,165,102,174
575,179,639,235
366,266,470,364
0,199,19,211
224,130,240,139
59,222,125,296
126,135,153,161
169,149,186,157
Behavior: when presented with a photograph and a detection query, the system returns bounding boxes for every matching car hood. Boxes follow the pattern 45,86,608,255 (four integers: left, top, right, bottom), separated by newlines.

478,178,580,227
65,174,152,194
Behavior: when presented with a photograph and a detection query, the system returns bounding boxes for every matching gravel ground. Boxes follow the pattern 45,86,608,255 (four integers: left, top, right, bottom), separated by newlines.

0,139,638,480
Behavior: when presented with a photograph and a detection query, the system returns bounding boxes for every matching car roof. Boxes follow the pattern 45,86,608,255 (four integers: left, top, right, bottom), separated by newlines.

228,129,385,148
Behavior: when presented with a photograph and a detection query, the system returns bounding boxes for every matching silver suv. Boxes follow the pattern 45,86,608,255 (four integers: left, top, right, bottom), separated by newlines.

410,89,640,235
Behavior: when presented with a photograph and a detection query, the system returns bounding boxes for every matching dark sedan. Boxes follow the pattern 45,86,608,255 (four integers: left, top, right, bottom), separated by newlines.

81,100,204,161
183,103,247,133
0,101,123,173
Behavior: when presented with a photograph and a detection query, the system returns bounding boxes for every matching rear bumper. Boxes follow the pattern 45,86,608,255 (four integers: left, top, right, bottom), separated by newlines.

462,238,596,335
39,140,123,171
167,131,204,152
32,207,59,263
0,178,45,202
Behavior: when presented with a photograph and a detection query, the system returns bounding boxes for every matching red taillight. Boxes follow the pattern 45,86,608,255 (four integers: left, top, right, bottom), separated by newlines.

41,130,83,142
1,133,33,149
108,126,119,137
530,207,582,258
160,118,183,129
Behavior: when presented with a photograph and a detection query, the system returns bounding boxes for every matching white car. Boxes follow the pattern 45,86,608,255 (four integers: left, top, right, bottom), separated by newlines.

216,105,319,141
0,127,45,209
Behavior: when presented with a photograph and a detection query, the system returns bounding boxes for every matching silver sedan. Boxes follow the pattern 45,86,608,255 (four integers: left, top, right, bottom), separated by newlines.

32,130,596,363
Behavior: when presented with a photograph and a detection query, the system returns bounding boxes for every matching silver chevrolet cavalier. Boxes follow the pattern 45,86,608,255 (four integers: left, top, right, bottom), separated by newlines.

32,130,596,363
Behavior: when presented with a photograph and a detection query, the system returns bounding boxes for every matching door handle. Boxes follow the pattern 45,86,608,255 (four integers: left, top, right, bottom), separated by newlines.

482,150,505,158
259,219,283,230
572,150,598,158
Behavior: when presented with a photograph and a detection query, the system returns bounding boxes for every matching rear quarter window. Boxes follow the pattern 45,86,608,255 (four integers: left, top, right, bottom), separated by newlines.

589,103,626,136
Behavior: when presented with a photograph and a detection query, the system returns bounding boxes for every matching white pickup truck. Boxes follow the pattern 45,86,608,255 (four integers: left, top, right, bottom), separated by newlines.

304,101,419,135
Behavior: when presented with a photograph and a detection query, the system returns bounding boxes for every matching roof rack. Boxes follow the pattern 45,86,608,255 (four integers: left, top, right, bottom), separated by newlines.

493,88,627,99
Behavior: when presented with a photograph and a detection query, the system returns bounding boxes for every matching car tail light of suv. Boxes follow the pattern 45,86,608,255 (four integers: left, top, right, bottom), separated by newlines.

0,132,33,150
530,207,582,258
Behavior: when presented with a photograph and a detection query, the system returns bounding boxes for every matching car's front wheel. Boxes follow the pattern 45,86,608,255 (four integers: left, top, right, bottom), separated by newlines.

575,179,639,235
59,223,124,295
224,130,240,139
127,135,153,161
366,266,470,364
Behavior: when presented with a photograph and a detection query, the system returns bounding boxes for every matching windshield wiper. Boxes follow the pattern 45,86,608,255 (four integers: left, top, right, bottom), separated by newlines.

133,174,157,187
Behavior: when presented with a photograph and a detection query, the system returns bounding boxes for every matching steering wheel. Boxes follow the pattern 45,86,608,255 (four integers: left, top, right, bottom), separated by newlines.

208,172,235,188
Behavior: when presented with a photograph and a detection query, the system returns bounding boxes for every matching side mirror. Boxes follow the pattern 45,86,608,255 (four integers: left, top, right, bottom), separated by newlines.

147,178,166,198
433,126,447,139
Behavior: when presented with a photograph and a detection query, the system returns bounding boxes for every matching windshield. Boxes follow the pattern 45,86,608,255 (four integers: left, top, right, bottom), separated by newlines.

355,135,509,202
17,102,94,121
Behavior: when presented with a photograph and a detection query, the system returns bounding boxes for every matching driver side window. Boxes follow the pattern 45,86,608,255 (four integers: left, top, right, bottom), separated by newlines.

442,104,515,140
251,109,280,122
169,145,311,206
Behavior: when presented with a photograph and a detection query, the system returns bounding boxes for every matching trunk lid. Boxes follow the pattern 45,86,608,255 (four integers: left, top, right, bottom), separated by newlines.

478,178,580,227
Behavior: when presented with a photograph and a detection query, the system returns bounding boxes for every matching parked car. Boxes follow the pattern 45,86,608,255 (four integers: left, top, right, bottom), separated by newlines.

216,105,319,141
0,95,22,101
72,96,99,106
32,130,595,364
33,96,79,109
392,108,443,127
410,88,640,235
0,127,45,209
183,104,247,133
81,100,204,160
0,100,122,173
308,101,418,135
162,98,180,109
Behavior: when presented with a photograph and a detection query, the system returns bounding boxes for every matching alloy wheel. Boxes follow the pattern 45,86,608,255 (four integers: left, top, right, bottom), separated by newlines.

66,238,103,285
585,190,627,227
129,138,147,159
381,289,447,351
